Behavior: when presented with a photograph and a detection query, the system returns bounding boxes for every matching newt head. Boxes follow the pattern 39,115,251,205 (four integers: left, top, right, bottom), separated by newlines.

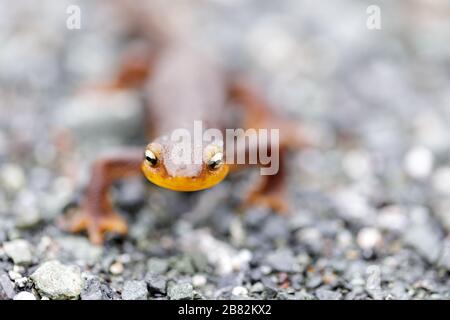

141,139,229,191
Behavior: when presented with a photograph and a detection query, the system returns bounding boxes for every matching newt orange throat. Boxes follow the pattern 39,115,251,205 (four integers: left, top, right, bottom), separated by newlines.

141,139,229,192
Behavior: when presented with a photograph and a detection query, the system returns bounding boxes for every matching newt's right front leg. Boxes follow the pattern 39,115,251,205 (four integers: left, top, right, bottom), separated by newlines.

59,149,143,244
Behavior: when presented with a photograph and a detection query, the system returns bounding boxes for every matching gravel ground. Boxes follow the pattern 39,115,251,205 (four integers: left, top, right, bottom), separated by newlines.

1,0,450,300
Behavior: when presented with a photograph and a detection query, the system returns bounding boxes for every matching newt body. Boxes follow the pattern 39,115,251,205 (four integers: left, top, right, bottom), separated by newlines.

61,2,307,244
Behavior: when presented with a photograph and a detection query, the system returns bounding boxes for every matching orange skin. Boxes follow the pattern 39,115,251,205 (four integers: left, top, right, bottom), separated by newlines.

141,160,229,192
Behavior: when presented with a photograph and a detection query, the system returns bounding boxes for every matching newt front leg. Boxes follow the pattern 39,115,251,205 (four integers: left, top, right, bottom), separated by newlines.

59,149,143,244
228,79,309,213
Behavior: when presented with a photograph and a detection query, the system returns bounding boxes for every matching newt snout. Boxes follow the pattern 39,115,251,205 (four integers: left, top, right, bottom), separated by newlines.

141,138,229,191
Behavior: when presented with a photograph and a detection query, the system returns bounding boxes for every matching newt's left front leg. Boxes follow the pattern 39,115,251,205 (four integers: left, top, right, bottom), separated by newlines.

227,79,309,213
244,147,289,213
59,149,143,244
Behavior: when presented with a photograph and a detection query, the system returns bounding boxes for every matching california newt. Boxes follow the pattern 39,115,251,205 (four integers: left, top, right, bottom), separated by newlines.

60,1,308,244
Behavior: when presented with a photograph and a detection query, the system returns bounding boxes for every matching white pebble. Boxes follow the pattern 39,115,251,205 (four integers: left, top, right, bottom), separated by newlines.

0,164,26,192
109,261,124,275
357,227,382,250
377,206,408,232
13,291,36,300
15,277,28,288
8,270,21,280
404,146,434,179
337,230,353,248
192,274,207,287
432,167,450,194
342,150,372,179
231,249,253,271
260,265,272,275
232,286,248,297
3,239,33,265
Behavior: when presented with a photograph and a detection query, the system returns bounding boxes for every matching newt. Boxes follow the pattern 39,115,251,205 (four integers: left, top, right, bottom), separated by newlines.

60,1,308,244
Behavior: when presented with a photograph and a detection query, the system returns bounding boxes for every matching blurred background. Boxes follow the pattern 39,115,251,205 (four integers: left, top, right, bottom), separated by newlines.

1,0,450,300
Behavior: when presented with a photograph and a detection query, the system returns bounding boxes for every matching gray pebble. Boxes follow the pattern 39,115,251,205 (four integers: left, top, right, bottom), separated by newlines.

13,291,36,300
121,280,148,300
261,215,289,241
147,258,169,274
437,239,450,271
3,239,33,265
403,208,442,264
81,277,103,300
264,249,299,273
0,273,15,299
146,273,167,295
306,275,323,289
56,236,103,265
250,282,264,293
315,288,343,300
171,256,196,275
167,282,194,300
31,260,83,300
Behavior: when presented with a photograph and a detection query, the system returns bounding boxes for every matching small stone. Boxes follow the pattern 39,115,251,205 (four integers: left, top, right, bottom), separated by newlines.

171,256,195,274
147,258,169,274
264,249,299,272
0,273,15,299
432,167,450,194
404,207,442,263
109,261,124,275
3,239,33,265
0,164,26,192
337,230,353,248
437,239,450,271
260,265,272,275
16,207,41,229
56,90,144,146
192,274,207,287
250,282,264,293
232,250,253,272
261,215,289,241
15,277,28,288
146,273,167,294
377,206,408,232
404,146,434,179
356,228,382,251
13,265,25,273
8,270,21,280
306,275,322,289
167,283,194,300
56,236,102,265
31,260,83,300
296,227,323,253
179,229,249,275
315,288,342,300
232,286,248,297
13,291,36,300
342,150,372,180
261,279,278,298
81,277,103,300
333,189,376,224
121,280,148,300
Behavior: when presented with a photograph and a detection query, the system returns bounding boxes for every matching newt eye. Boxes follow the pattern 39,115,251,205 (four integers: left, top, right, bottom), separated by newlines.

207,152,224,170
145,149,158,167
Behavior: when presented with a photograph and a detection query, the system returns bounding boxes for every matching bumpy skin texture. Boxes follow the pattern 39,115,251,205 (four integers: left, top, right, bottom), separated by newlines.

61,5,306,244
